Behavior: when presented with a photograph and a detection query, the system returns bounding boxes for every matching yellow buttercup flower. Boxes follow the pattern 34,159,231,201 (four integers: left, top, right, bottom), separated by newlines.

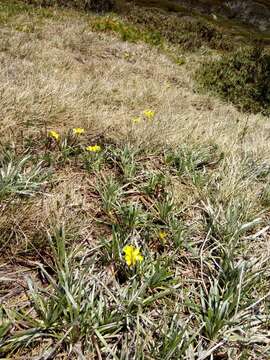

73,127,85,135
132,117,141,124
48,130,60,141
123,245,143,267
159,231,167,241
86,145,101,153
143,109,155,119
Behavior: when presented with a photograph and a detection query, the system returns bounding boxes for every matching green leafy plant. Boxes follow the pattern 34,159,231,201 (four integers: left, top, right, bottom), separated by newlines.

202,195,261,247
152,308,196,360
101,225,124,265
154,193,175,225
115,201,149,232
165,144,218,175
82,150,104,172
97,175,122,214
0,155,48,200
112,145,139,180
193,255,262,341
141,171,168,197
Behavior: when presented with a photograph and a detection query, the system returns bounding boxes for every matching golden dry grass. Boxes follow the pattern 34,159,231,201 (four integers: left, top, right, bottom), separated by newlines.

1,3,270,358
0,6,269,157
1,3,269,257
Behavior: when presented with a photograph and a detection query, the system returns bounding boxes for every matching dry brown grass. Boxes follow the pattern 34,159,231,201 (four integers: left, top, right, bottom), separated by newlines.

1,3,269,257
0,6,269,157
1,3,270,358
0,167,100,255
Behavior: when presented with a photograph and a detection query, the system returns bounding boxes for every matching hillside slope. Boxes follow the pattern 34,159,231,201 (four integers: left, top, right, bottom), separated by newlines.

0,1,270,359
0,1,269,152
134,0,270,34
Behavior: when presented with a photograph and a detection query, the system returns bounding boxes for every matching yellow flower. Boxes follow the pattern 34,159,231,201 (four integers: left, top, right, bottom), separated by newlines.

86,145,101,152
48,130,60,141
132,117,141,124
143,109,155,119
123,245,143,267
159,231,167,241
73,127,85,135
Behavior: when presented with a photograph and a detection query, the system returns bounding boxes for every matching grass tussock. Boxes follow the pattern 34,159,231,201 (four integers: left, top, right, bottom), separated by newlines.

0,1,270,358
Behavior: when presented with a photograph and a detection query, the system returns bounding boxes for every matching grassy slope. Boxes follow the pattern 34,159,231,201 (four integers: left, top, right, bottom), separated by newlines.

0,1,270,359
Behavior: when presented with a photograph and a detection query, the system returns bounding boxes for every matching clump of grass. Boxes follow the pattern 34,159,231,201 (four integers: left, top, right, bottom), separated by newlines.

140,171,168,197
196,46,270,115
0,154,48,200
0,1,30,23
192,255,264,341
164,143,220,189
164,144,219,175
96,174,122,214
112,144,139,179
0,0,57,26
260,182,270,207
203,197,261,250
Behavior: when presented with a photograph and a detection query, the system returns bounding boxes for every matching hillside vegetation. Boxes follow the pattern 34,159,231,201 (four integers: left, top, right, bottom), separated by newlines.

0,1,270,359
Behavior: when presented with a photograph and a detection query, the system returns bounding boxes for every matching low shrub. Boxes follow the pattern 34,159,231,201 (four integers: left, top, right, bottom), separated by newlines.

23,0,116,12
92,16,163,46
125,8,233,51
196,46,270,115
84,0,116,12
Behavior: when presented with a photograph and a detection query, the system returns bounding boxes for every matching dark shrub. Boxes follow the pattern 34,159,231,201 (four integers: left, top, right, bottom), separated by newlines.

24,0,116,12
84,0,115,12
125,8,233,52
196,46,270,115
